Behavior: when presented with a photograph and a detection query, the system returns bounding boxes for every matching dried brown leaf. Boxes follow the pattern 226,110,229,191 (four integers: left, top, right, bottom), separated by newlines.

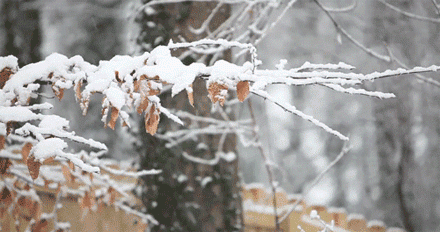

21,142,33,164
134,79,140,92
68,161,75,171
43,179,53,189
135,222,148,232
0,67,14,89
75,80,82,101
108,187,116,205
43,156,55,164
81,98,90,116
80,191,92,209
107,107,119,130
237,81,250,102
16,196,41,221
31,201,42,221
187,88,194,107
0,158,11,175
0,187,13,206
145,104,160,135
31,219,49,232
0,187,13,218
137,97,149,114
147,81,160,96
52,85,64,101
80,190,96,211
115,71,122,83
122,121,128,127
62,164,73,183
27,156,41,180
0,135,4,150
6,121,15,136
208,82,228,106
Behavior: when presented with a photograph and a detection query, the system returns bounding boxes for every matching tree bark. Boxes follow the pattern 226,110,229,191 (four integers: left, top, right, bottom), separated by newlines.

1,0,41,65
135,2,241,231
370,1,422,231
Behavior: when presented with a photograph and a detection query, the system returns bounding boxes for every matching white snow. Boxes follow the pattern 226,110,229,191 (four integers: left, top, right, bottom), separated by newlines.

105,85,126,110
0,106,43,122
200,176,212,188
39,115,69,130
222,152,237,162
32,138,68,162
367,220,386,228
0,123,6,136
0,55,18,70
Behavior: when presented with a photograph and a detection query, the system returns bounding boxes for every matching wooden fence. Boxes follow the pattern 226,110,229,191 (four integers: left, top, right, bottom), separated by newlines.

2,167,406,232
242,184,406,232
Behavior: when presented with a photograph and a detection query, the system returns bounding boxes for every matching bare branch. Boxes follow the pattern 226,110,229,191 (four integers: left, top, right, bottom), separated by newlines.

279,141,351,223
378,0,440,23
322,0,357,13
312,0,391,62
247,99,281,231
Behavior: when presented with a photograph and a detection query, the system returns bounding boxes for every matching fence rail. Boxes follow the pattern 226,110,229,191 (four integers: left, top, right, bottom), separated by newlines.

242,184,406,232
1,160,406,232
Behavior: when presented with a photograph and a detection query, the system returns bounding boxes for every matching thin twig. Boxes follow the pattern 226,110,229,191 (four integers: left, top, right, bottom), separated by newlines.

431,0,440,15
247,99,281,231
279,141,351,223
322,0,357,13
385,45,440,88
312,0,391,62
378,0,440,23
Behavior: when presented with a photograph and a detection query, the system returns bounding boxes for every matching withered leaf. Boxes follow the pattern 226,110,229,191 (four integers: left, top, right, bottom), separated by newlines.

237,81,250,102
6,121,15,136
27,156,41,180
133,79,140,92
108,187,116,205
137,96,149,114
145,104,160,135
115,71,122,83
107,107,119,130
52,85,64,101
0,157,11,175
80,190,96,211
0,187,13,206
31,219,49,232
208,82,228,106
0,135,4,150
75,80,82,101
21,142,33,164
43,156,55,164
187,87,194,107
147,81,160,96
62,164,73,183
0,67,14,89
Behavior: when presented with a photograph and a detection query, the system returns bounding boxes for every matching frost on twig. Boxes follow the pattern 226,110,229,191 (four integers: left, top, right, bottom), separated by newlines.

1,42,439,174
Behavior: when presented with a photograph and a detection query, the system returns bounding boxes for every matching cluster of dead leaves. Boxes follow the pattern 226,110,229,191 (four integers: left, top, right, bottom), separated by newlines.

208,81,250,106
0,181,42,227
20,142,56,181
135,76,162,135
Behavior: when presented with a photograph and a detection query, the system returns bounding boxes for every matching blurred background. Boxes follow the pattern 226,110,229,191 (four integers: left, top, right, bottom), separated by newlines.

1,0,440,231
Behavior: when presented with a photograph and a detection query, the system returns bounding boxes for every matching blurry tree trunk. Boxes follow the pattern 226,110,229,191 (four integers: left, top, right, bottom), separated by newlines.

370,1,423,231
135,2,241,231
0,0,41,65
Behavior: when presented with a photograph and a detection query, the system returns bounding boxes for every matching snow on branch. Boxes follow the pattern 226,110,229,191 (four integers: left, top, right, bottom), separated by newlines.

1,41,440,177
251,89,349,141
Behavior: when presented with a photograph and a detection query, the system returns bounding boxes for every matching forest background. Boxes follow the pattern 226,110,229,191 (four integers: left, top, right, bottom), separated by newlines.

1,0,440,232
